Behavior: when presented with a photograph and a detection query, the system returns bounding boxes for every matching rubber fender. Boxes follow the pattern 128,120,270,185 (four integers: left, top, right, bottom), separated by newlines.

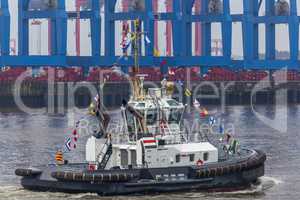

74,173,83,181
205,169,210,177
216,167,223,176
15,168,42,177
51,171,137,182
241,163,247,171
223,166,229,174
229,165,235,173
197,170,205,178
210,168,216,177
236,164,242,172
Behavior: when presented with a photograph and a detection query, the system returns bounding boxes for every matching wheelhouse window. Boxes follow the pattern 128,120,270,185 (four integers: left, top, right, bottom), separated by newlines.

175,154,180,163
167,100,179,106
203,152,209,161
168,109,183,124
136,103,145,108
146,109,158,125
189,154,195,162
125,111,135,133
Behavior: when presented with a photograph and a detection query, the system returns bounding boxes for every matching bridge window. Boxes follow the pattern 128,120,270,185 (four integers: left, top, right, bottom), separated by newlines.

176,154,180,163
126,110,136,134
130,150,137,166
120,149,129,167
146,109,158,125
136,103,146,108
166,99,179,106
168,109,182,124
189,154,195,162
203,152,209,161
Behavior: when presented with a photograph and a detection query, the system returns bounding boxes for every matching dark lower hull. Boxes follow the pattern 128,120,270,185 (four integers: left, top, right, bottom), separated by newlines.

16,150,266,196
20,166,264,195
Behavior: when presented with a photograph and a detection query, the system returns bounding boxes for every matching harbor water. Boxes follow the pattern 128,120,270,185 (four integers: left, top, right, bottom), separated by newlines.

0,105,299,199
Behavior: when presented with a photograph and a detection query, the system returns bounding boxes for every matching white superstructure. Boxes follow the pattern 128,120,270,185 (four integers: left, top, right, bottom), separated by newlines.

85,83,219,170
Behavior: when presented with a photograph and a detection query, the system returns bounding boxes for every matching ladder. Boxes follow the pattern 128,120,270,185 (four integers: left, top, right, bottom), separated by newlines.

96,138,113,169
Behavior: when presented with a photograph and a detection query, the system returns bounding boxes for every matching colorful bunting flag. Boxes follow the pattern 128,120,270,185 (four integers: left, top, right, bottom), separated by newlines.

72,129,77,136
177,80,184,87
122,41,131,51
145,35,151,44
160,60,167,67
168,68,175,75
65,138,72,152
154,48,160,56
219,123,224,134
209,116,216,126
193,99,200,108
184,88,192,97
200,108,209,117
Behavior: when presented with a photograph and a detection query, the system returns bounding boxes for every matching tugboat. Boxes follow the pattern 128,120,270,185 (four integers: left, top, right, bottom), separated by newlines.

15,20,266,196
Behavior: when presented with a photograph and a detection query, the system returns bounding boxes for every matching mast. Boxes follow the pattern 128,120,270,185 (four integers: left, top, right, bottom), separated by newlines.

131,19,144,100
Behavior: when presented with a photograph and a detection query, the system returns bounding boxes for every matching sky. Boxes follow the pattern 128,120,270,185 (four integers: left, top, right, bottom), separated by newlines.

7,0,300,57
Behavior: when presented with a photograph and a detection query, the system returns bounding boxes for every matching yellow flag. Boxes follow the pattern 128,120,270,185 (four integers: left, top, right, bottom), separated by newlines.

184,88,192,97
130,35,136,41
153,48,160,57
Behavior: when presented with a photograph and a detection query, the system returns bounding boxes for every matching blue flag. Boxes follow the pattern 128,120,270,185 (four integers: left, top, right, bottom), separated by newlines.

122,41,131,51
209,116,216,126
65,138,72,152
144,35,151,44
219,123,224,134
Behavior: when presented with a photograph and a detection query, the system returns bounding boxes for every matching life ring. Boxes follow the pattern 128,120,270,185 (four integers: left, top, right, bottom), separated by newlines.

196,159,204,166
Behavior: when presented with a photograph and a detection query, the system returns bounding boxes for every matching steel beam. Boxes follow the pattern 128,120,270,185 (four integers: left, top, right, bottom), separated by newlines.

222,0,232,60
0,1,299,72
104,0,116,56
289,0,299,62
18,0,29,56
91,0,101,57
265,0,276,60
0,0,10,56
144,0,154,56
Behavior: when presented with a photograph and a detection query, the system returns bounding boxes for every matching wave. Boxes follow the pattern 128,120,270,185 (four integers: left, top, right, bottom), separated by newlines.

0,185,21,193
67,193,98,199
213,176,282,197
0,185,67,200
0,177,282,199
0,185,101,200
